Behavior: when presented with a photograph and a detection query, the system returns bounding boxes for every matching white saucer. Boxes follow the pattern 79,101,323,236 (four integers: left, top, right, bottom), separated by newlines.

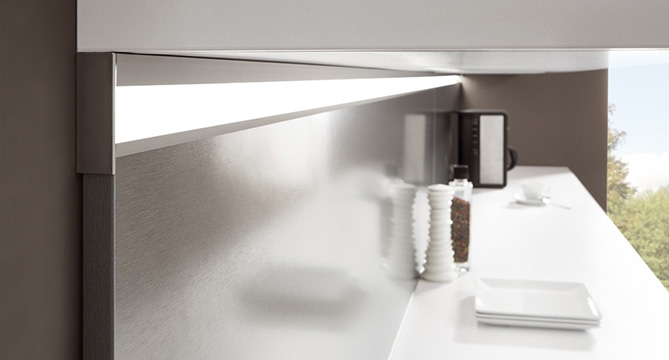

514,193,547,206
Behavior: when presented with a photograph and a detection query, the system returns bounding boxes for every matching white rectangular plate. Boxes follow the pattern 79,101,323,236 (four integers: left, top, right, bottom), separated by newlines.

476,315,599,330
476,313,599,326
475,278,601,321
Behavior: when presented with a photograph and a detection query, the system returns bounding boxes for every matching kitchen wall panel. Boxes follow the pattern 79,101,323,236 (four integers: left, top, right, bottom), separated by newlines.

0,0,80,359
460,71,608,209
110,86,459,359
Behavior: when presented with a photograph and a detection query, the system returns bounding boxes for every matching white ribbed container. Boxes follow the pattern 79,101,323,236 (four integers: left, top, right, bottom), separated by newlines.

421,184,457,282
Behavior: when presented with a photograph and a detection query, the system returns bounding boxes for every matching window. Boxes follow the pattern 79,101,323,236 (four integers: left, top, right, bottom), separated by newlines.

608,54,669,290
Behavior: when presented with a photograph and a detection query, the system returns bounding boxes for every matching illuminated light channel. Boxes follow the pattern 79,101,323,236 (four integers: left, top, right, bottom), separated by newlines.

114,75,461,144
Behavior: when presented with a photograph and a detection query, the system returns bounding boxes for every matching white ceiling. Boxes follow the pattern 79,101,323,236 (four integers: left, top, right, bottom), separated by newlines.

152,50,669,74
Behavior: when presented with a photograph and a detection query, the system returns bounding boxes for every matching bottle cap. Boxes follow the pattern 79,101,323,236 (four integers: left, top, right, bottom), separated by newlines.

453,165,469,180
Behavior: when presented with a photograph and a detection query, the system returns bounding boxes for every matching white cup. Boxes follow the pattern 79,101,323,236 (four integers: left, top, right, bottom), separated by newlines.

521,182,549,200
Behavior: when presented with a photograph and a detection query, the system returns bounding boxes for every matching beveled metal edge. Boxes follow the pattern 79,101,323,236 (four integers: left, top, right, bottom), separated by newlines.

114,52,437,86
77,52,116,174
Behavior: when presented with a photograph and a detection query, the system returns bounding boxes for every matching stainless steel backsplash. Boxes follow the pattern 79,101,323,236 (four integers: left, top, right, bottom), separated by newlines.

112,87,458,359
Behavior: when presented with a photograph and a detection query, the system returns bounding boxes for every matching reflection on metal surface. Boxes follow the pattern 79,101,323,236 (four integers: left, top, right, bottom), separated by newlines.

238,264,366,331
385,183,419,279
382,184,433,280
113,88,458,359
402,112,453,186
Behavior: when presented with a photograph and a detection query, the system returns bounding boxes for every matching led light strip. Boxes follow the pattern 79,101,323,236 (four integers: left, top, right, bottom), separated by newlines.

114,75,461,144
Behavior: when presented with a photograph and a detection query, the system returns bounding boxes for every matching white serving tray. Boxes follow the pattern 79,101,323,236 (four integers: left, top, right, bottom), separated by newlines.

475,278,601,322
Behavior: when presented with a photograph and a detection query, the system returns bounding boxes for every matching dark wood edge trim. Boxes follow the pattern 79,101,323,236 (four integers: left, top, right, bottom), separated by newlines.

83,174,115,360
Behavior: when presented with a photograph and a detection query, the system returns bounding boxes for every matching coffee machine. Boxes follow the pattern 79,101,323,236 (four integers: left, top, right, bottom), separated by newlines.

400,110,516,188
456,110,517,188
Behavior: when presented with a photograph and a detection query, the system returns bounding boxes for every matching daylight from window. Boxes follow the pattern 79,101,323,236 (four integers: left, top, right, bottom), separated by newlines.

608,58,669,290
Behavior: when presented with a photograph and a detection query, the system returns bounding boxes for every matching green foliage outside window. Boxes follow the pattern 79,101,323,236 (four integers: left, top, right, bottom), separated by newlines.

607,104,669,290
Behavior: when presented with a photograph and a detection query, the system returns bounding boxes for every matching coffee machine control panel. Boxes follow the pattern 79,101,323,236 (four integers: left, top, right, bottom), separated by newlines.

457,111,509,188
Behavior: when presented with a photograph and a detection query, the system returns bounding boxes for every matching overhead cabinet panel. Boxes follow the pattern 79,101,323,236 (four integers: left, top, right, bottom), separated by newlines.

79,0,669,51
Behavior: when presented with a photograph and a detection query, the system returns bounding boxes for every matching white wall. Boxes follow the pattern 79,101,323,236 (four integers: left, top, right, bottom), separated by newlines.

79,0,669,52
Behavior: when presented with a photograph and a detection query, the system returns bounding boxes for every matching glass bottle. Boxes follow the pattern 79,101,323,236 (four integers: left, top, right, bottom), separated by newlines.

449,165,473,272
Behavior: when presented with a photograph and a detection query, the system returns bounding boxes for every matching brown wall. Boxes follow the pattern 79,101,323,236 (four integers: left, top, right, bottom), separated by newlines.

0,1,80,359
461,71,608,208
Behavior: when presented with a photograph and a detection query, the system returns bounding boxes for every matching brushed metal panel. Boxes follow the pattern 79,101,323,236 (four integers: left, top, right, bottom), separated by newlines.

479,115,505,185
114,89,457,359
77,52,116,174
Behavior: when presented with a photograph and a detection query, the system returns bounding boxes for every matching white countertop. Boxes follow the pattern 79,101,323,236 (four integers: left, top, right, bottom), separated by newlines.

391,166,669,359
